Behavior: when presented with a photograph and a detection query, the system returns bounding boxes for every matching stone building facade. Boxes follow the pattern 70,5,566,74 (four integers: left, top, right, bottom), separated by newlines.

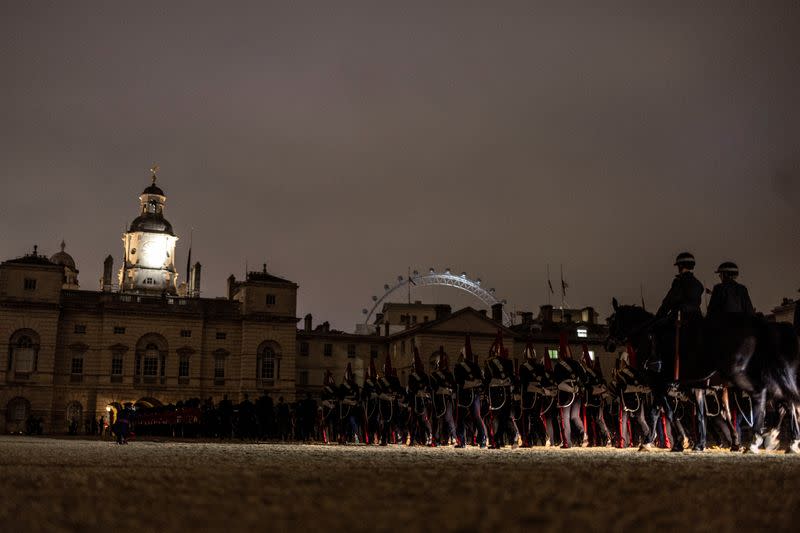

1,173,615,434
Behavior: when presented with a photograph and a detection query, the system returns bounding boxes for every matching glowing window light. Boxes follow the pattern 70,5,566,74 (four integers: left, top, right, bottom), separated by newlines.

577,328,588,338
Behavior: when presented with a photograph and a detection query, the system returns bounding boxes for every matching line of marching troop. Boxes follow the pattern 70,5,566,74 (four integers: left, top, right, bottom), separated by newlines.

318,329,763,450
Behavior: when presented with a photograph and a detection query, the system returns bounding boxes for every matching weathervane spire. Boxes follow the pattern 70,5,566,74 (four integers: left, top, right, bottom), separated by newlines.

150,163,159,184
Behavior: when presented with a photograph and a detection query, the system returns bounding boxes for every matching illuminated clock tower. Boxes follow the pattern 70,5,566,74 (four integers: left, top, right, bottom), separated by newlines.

119,166,179,294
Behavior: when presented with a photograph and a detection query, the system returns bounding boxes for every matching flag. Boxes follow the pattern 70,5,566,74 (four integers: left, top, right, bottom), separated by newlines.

547,279,554,294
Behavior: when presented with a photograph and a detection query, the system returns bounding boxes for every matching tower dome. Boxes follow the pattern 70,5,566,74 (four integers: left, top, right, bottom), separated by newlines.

50,240,76,270
50,241,79,289
119,165,179,295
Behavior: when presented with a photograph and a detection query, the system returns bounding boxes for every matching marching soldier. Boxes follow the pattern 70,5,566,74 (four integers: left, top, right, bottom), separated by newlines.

361,358,381,445
580,344,611,447
553,333,586,448
339,363,361,443
377,354,405,445
407,347,433,446
320,371,339,443
430,346,458,446
454,334,487,448
484,330,519,448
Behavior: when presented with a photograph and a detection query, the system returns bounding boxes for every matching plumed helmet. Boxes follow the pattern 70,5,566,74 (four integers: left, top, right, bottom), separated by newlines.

490,329,506,358
674,252,696,269
463,334,475,363
383,353,396,377
323,370,336,387
437,346,449,371
368,357,378,380
344,362,354,383
412,345,425,374
524,343,536,361
715,261,739,276
581,343,593,367
543,347,553,371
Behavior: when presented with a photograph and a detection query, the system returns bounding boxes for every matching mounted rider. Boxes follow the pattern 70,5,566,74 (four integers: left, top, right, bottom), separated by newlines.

454,334,487,448
706,262,755,320
430,346,458,446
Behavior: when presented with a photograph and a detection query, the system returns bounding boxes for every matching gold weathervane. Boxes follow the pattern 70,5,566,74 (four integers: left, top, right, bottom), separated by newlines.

150,163,160,184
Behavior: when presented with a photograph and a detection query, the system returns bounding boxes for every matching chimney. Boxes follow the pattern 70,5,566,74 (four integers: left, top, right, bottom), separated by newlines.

322,321,330,333
304,314,313,332
375,312,384,324
478,309,488,317
521,312,534,326
102,255,113,292
583,306,596,325
491,303,503,323
190,262,202,297
434,304,451,320
227,275,236,300
540,304,554,323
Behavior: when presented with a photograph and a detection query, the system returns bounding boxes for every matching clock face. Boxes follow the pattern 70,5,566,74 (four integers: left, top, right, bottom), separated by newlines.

140,240,164,267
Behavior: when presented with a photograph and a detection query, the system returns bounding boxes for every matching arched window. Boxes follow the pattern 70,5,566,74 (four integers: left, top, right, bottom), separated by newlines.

134,334,168,385
257,342,281,385
8,330,40,377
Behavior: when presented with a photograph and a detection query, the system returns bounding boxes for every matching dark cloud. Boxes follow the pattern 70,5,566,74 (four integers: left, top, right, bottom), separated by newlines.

1,1,799,329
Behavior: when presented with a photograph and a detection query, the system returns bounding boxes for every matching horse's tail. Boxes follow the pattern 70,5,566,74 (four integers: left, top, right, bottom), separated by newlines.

765,322,800,404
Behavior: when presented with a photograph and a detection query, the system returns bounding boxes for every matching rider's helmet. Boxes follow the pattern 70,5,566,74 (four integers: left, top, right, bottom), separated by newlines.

437,347,449,371
674,252,696,270
715,261,739,278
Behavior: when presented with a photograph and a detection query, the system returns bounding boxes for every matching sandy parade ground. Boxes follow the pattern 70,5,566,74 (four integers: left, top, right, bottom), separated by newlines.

1,436,799,533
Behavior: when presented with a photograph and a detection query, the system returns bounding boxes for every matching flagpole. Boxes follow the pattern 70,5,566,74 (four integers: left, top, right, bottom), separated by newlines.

407,266,411,304
547,264,551,306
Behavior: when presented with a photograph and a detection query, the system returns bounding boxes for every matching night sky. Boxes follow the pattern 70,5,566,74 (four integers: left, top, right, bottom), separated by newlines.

2,2,799,331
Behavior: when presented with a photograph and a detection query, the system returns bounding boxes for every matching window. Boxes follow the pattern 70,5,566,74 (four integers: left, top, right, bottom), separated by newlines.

259,346,276,380
216,332,227,340
577,328,588,338
143,343,159,376
299,342,309,356
74,324,87,334
111,354,123,376
24,278,37,291
180,329,191,338
214,357,225,379
547,349,559,360
266,294,276,305
323,343,332,357
299,371,309,386
347,344,356,358
588,350,595,361
411,315,417,325
12,335,36,373
400,314,408,324
179,356,190,378
113,326,126,335
70,356,83,375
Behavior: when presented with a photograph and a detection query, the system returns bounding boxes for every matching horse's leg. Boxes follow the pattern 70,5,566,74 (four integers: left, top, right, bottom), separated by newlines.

720,387,740,451
746,389,768,453
692,388,707,451
785,402,800,454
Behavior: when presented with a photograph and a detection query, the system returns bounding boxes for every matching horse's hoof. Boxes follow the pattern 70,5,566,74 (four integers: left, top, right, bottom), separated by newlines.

786,441,800,454
638,443,653,452
745,445,761,454
730,444,741,452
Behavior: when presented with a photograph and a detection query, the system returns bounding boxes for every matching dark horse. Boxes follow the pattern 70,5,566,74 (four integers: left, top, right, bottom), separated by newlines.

606,298,800,453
